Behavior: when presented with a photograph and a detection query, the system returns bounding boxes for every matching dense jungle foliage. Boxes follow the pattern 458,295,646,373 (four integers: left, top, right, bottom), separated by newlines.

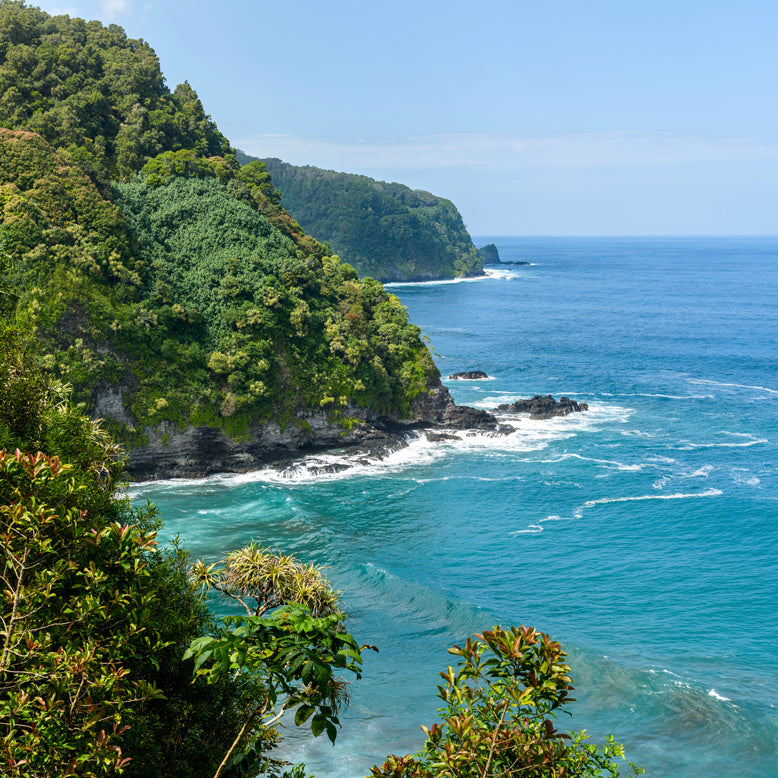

0,325,364,777
0,0,230,178
0,327,638,777
0,4,640,776
0,0,437,449
249,155,483,282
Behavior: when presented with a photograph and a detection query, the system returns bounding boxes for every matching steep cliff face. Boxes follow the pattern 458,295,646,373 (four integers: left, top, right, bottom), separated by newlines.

2,129,452,478
108,375,501,480
247,156,484,282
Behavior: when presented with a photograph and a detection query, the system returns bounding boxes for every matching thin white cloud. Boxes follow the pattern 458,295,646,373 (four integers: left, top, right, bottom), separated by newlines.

101,0,134,20
31,3,81,15
235,131,778,174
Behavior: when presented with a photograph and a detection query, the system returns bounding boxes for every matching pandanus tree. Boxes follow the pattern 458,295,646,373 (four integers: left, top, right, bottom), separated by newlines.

187,544,370,778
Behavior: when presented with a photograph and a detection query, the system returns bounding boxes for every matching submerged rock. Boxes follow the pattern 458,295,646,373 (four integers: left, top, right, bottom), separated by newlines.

496,394,588,420
448,370,489,380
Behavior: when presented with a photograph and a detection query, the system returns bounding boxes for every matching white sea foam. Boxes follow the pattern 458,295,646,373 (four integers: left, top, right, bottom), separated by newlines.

677,433,768,450
687,378,778,395
444,375,497,383
483,267,517,280
126,398,636,493
619,392,716,400
511,524,543,534
617,428,658,439
575,489,723,517
730,471,761,487
512,488,724,535
384,274,495,288
708,689,732,702
488,400,633,426
245,400,640,486
147,408,619,488
536,452,645,471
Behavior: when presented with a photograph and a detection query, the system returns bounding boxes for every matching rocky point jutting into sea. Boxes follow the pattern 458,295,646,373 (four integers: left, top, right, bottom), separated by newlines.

123,378,586,481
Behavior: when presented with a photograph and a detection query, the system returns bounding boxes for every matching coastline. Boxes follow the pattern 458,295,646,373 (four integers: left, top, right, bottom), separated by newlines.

124,383,588,482
124,379,504,481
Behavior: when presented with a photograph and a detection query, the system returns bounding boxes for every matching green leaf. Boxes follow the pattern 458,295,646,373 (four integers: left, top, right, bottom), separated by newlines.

310,715,325,738
294,704,314,726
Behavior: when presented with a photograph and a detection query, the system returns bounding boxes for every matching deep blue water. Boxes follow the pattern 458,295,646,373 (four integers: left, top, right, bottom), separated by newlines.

132,237,778,777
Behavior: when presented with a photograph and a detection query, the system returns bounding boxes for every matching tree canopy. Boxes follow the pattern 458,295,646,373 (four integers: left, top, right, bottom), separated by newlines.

0,325,364,777
0,0,439,462
252,156,484,282
0,0,231,179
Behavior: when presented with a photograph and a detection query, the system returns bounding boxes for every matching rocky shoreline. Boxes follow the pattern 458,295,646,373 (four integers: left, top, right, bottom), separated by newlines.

124,382,588,481
496,394,589,419
125,379,501,481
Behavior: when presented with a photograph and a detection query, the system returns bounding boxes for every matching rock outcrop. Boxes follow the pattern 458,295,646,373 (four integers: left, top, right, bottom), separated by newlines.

125,378,504,480
406,380,501,431
495,395,588,420
478,243,500,264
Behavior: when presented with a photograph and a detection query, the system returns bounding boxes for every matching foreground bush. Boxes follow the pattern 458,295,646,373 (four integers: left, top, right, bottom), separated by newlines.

0,327,362,777
371,625,643,778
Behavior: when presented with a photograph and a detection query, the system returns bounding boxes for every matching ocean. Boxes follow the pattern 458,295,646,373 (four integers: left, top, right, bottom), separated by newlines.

131,237,778,777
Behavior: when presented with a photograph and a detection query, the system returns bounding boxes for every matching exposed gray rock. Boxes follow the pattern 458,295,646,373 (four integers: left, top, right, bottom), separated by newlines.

405,380,500,431
92,383,135,428
123,378,504,481
495,394,588,420
478,243,500,264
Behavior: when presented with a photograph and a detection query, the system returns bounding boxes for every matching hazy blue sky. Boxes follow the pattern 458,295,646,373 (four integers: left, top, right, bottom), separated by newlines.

35,0,778,235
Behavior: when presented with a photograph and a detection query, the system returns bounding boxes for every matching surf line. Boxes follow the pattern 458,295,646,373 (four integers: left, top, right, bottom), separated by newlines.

574,489,723,518
510,488,723,535
687,378,778,395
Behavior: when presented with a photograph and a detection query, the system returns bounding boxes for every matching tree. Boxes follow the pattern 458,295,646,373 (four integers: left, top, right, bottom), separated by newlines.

0,325,171,775
0,450,163,776
0,326,275,777
370,625,643,778
186,544,370,778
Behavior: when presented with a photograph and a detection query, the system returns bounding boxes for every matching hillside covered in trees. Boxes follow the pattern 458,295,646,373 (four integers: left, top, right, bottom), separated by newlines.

246,154,484,282
0,0,453,477
0,5,643,777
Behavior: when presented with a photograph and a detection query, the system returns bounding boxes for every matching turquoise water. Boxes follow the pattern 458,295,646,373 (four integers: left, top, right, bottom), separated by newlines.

132,237,778,777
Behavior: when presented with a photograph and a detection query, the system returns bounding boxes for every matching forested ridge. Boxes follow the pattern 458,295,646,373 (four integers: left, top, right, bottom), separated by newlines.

0,4,641,776
0,0,438,465
248,154,484,282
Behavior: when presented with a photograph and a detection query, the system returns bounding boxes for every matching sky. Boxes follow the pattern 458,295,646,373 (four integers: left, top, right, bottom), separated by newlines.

33,0,778,235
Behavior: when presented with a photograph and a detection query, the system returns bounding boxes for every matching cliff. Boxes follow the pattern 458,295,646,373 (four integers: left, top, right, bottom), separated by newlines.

0,4,492,480
242,154,484,283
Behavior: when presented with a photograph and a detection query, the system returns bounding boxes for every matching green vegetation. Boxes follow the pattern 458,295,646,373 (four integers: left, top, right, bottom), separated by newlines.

187,545,368,776
371,626,643,777
248,155,484,282
0,1,438,456
478,243,500,264
110,171,436,430
0,325,363,777
0,0,230,179
0,326,639,776
0,6,639,775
